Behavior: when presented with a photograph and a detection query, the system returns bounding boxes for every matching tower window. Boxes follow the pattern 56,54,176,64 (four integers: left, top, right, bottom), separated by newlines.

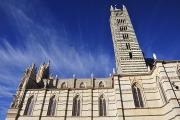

129,52,132,59
47,95,56,116
123,34,129,39
72,95,80,116
116,12,119,16
117,19,126,25
132,83,144,108
99,95,107,116
120,26,127,31
126,43,130,49
24,95,34,115
117,19,121,24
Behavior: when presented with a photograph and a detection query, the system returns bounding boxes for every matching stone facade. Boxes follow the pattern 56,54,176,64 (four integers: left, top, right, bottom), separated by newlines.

6,5,180,120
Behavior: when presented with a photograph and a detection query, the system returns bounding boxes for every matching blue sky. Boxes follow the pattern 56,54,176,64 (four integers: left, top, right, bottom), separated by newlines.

0,0,180,119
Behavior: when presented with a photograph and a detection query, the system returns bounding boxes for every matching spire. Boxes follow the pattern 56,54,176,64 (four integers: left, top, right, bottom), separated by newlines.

110,5,114,11
153,53,157,60
122,4,127,10
36,61,50,84
91,73,94,79
47,60,50,66
113,68,116,74
73,74,76,78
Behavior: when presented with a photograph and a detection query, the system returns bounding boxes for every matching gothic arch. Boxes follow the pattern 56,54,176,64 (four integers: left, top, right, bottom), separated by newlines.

79,82,86,88
72,94,81,116
177,64,180,75
24,95,34,115
47,95,57,116
99,94,107,116
99,81,105,88
131,82,144,108
61,82,67,89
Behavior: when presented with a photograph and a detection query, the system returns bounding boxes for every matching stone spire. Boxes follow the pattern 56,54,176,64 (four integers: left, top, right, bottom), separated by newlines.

110,5,114,11
36,61,50,84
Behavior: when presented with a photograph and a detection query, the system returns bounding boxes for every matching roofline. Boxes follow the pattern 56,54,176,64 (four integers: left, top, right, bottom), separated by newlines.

113,59,180,77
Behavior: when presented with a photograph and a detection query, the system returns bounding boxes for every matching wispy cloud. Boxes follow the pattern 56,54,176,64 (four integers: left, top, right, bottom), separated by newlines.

0,1,113,118
0,2,112,116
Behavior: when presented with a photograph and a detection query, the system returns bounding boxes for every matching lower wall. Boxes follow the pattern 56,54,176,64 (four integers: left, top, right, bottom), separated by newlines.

123,99,180,120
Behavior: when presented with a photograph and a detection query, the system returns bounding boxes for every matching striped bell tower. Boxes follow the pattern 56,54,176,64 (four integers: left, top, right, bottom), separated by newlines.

110,5,148,75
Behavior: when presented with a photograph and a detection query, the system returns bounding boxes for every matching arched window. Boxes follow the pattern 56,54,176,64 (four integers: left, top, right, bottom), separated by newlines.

24,95,34,115
177,65,180,75
99,81,104,88
129,52,132,59
178,68,180,75
72,95,80,116
99,95,106,116
80,82,85,88
126,43,130,50
47,95,56,116
132,83,144,108
61,82,67,89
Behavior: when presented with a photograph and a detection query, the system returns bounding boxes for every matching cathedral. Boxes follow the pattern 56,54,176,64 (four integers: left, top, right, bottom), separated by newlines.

6,5,180,120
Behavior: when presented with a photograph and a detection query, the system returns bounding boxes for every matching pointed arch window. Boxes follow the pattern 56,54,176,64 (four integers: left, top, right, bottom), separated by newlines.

117,19,126,24
129,52,132,59
72,95,80,116
99,81,104,88
123,34,129,39
47,95,56,116
126,43,130,49
99,95,106,116
178,68,180,75
61,82,67,89
24,95,34,115
177,65,180,75
80,82,85,88
132,83,144,108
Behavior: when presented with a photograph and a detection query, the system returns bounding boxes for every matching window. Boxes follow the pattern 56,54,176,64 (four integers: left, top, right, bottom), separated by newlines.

178,69,180,74
24,95,34,115
120,26,127,31
129,52,132,59
80,82,85,88
72,95,80,116
177,65,180,75
117,19,121,24
125,26,127,30
47,95,56,116
126,43,130,49
99,81,104,88
116,12,119,16
132,83,144,108
117,19,126,24
123,34,129,39
99,95,106,116
61,82,67,89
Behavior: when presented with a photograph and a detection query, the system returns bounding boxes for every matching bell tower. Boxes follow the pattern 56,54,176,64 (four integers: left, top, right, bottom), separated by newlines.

110,5,148,75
